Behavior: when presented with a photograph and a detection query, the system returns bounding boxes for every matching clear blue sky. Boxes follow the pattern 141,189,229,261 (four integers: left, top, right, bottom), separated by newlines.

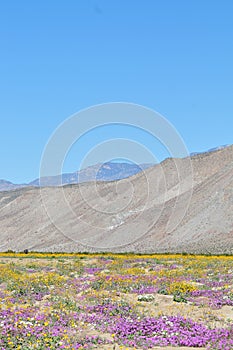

0,1,232,183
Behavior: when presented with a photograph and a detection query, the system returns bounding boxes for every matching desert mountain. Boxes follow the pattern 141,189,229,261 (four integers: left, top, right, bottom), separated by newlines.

0,162,153,191
30,162,153,186
0,145,233,254
0,180,26,192
190,144,229,156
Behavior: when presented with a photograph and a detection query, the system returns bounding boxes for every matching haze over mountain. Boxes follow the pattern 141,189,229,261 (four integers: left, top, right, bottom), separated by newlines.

0,180,26,192
0,145,233,254
30,162,154,187
0,162,153,191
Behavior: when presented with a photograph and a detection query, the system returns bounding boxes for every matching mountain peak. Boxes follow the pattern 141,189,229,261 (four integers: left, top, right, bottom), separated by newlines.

1,144,232,191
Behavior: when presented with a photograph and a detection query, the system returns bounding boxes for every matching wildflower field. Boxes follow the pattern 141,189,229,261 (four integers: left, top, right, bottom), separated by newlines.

0,253,233,349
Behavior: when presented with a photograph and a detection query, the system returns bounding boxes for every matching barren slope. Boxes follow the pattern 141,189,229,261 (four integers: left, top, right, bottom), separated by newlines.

0,145,233,253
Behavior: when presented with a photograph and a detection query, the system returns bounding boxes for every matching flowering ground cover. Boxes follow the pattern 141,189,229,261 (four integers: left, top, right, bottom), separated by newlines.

0,252,232,349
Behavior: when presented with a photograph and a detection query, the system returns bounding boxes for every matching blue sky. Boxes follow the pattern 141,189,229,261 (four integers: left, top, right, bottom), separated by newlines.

0,1,233,183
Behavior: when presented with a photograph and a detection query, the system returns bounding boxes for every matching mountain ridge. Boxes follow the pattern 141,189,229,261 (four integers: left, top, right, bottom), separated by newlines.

0,145,230,191
0,144,233,254
0,162,154,191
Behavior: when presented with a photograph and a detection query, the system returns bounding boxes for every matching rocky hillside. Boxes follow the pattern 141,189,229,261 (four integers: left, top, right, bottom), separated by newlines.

0,145,233,254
